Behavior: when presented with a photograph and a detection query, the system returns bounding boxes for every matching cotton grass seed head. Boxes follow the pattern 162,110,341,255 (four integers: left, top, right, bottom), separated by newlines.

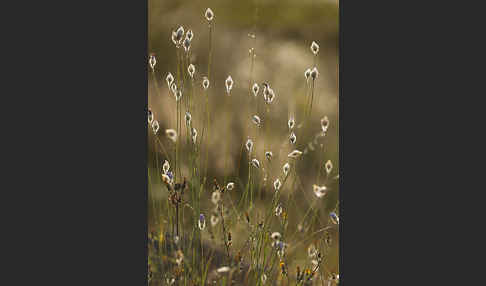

205,8,214,21
171,31,178,45
275,204,282,216
166,72,174,88
185,29,193,42
330,212,339,224
165,129,177,143
283,162,290,176
183,38,191,52
289,132,296,144
310,41,319,55
163,160,170,174
149,54,156,71
325,160,333,174
252,83,259,97
252,115,261,127
187,64,195,78
265,151,273,161
304,68,311,81
225,75,234,95
202,76,209,90
321,116,329,133
251,158,260,169
288,117,295,130
175,26,184,44
246,138,253,153
151,120,159,135
226,182,235,191
148,109,153,124
198,214,206,230
271,232,281,240
175,90,182,101
274,179,282,191
310,67,319,80
313,184,328,198
288,149,303,158
185,112,192,126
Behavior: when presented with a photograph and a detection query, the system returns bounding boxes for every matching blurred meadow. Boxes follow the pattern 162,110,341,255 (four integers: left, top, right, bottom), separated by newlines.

148,0,339,285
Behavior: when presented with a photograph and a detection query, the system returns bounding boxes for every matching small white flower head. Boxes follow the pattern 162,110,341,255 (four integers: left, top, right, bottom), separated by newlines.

183,38,191,52
149,53,156,71
170,82,177,94
165,129,178,143
289,132,296,144
202,76,209,90
210,214,219,226
226,182,235,191
187,64,195,78
205,8,214,22
211,190,221,205
271,232,281,240
151,120,160,135
283,162,290,176
275,203,282,216
313,184,328,198
288,149,303,158
310,41,319,55
175,26,185,44
251,158,260,169
166,72,174,88
310,66,319,80
274,179,282,191
148,109,153,124
325,160,333,175
162,160,170,174
185,29,194,42
191,127,198,144
304,68,311,81
288,117,295,130
216,266,230,273
265,151,273,161
245,138,253,154
175,90,183,101
198,214,206,230
252,115,261,127
225,75,234,95
185,111,192,126
330,212,339,224
321,116,330,133
308,244,318,258
252,83,259,97
261,273,267,284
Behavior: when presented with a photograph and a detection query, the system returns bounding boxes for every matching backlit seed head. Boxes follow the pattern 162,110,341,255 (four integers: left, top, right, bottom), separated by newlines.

226,182,235,191
246,139,253,153
283,162,290,176
185,29,193,42
171,31,178,45
310,41,319,55
170,82,177,94
151,120,160,135
166,72,174,88
205,8,214,21
210,214,219,226
261,274,267,284
274,179,282,191
251,158,260,169
271,232,282,240
149,54,156,71
191,127,198,144
188,64,195,78
252,115,261,127
325,160,333,174
185,112,192,126
225,75,234,94
163,160,170,174
308,244,318,258
288,150,303,158
252,83,259,97
304,68,311,81
198,214,206,230
175,26,185,43
310,67,319,80
289,132,296,144
148,109,153,124
288,117,295,130
165,129,178,143
175,90,182,101
330,273,339,282
265,151,273,161
202,76,209,90
265,87,275,104
275,204,283,216
183,38,191,52
321,116,329,133
330,212,339,224
313,184,328,198
216,266,230,273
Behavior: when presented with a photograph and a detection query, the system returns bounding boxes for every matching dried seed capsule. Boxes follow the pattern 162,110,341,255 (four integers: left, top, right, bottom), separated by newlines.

313,184,328,198
165,129,178,143
288,149,303,158
170,82,177,94
310,41,319,55
191,127,197,144
202,76,209,90
183,38,191,52
175,90,182,101
261,273,267,284
187,64,195,78
216,266,230,273
205,8,214,21
175,26,184,44
252,83,259,97
225,75,233,95
308,244,318,258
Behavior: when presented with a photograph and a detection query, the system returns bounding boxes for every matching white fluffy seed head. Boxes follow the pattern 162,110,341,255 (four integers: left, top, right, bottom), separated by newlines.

271,232,281,240
289,132,296,144
185,29,194,42
149,54,156,71
183,38,191,52
265,151,273,161
311,41,319,55
304,68,311,81
261,274,267,284
251,158,260,169
151,120,159,135
283,162,290,176
226,182,235,191
225,75,234,95
175,90,182,101
265,87,275,104
166,72,174,88
275,204,282,216
313,184,328,198
311,67,319,80
246,139,253,153
205,8,214,21
288,117,295,130
175,26,185,44
163,160,170,174
165,129,178,143
252,115,261,127
274,179,282,191
330,212,339,224
288,150,303,158
325,160,333,174
202,76,209,90
252,83,259,97
188,64,195,78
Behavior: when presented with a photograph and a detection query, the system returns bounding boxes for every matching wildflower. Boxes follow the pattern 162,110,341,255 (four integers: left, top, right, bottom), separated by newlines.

252,115,261,127
175,90,182,101
170,82,177,94
151,120,159,135
166,72,174,88
148,109,153,124
288,117,295,130
283,163,290,176
175,250,184,265
202,76,209,90
310,41,319,55
251,158,260,169
216,266,230,273
313,184,328,198
274,179,282,191
305,68,311,81
185,112,192,126
191,127,197,144
275,204,282,216
325,160,333,174
265,151,273,161
289,132,296,144
205,8,214,22
225,75,233,95
308,244,318,258
245,138,253,153
330,212,339,225
252,83,259,97
183,38,191,52
321,116,329,133
149,54,156,71
261,273,267,284
185,29,193,42
310,67,319,80
166,129,178,143
162,160,170,174
211,191,221,205
226,182,235,191
198,214,206,230
271,232,281,240
288,150,303,158
210,214,219,226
